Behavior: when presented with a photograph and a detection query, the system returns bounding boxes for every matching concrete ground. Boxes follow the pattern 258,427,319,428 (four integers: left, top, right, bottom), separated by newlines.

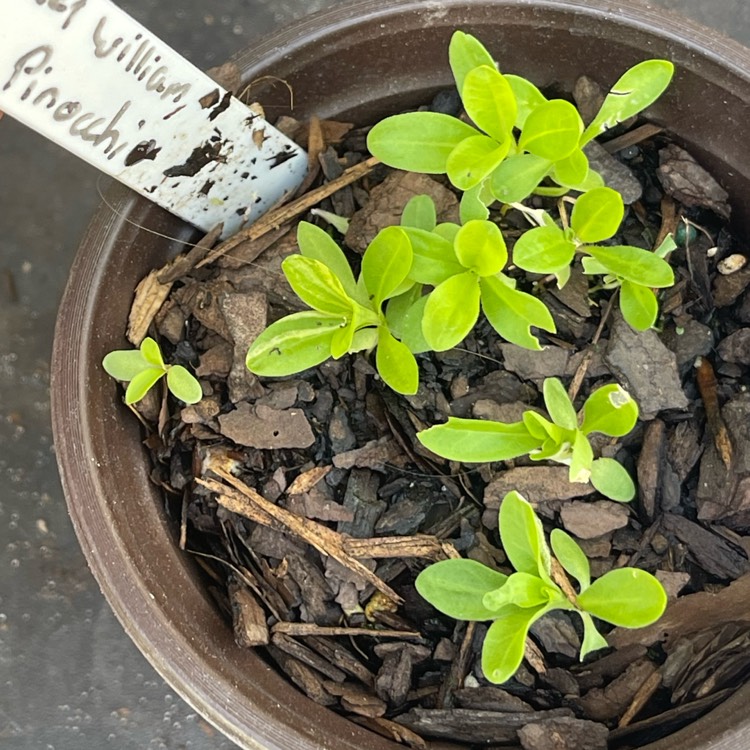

0,2,748,749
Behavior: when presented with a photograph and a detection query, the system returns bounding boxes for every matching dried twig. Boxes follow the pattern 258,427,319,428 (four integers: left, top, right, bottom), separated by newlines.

695,356,733,469
272,623,422,639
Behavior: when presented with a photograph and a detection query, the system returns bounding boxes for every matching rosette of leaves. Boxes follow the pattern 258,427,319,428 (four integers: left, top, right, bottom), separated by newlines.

103,336,202,405
416,491,667,684
512,186,676,330
245,221,421,395
418,377,639,501
367,30,674,219
386,195,555,352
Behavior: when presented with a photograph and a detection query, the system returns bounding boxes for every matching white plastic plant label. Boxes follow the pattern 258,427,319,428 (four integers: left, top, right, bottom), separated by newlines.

0,0,308,237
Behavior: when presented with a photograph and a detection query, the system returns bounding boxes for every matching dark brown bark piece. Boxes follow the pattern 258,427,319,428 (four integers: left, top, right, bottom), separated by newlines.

219,403,315,449
266,644,337,706
270,633,347,682
518,716,609,750
576,659,658,722
453,687,533,713
637,419,666,521
228,579,270,647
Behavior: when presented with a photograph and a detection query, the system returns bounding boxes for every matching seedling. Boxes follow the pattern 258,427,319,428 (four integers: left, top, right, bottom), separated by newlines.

245,221,421,395
418,377,639,501
387,195,556,351
368,31,674,215
512,187,676,330
103,336,202,405
416,491,667,684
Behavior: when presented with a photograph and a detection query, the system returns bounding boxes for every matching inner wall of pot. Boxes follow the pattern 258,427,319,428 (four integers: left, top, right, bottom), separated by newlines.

53,2,750,749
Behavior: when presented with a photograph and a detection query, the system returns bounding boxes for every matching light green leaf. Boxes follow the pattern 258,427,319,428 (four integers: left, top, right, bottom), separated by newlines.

654,233,678,259
480,275,556,350
570,187,624,244
590,457,636,502
330,317,356,359
462,65,517,143
582,59,675,145
422,272,480,351
505,74,547,129
385,287,430,354
551,148,589,188
282,255,355,316
447,134,510,191
499,491,551,579
102,349,150,382
401,228,464,285
581,383,639,437
361,226,413,307
522,410,563,442
562,166,606,192
454,220,508,276
519,99,583,161
125,367,164,405
513,226,577,274
584,245,674,288
483,572,560,611
297,221,358,300
417,418,542,463
449,30,497,94
579,611,610,659
490,153,552,204
542,378,578,431
140,337,165,368
482,604,548,684
375,326,419,395
245,311,343,376
416,558,508,621
434,222,462,243
166,365,202,404
550,529,590,592
621,280,659,331
460,183,491,223
578,567,667,627
569,429,594,484
367,112,480,173
401,195,437,231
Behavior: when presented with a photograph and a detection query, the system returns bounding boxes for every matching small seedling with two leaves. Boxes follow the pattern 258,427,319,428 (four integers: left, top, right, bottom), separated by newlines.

368,31,674,218
245,221,421,395
387,194,555,352
416,491,667,684
418,377,639,501
103,336,203,405
512,186,676,330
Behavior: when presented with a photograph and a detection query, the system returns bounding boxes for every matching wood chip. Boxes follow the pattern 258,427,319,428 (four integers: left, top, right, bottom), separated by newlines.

287,465,332,495
270,633,346,682
127,270,173,346
228,578,269,647
637,419,666,521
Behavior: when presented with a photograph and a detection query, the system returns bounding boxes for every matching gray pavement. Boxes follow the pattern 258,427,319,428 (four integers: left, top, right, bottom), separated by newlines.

0,2,748,749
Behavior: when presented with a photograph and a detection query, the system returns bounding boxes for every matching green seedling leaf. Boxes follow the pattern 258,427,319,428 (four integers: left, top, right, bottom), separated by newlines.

401,194,437,231
166,365,203,404
621,280,659,330
482,605,547,684
505,74,547,129
513,225,577,274
654,233,678,259
375,326,419,395
571,187,624,243
385,286,430,353
523,410,563,442
447,134,510,190
483,572,560,611
569,429,594,484
499,491,551,579
448,30,497,93
140,337,165,368
246,311,344,377
543,378,578,431
309,208,350,235
454,220,508,276
361,226,413,307
297,221,359,301
550,529,591,592
578,567,667,627
422,271,480,351
579,611,609,659
125,367,164,405
417,558,508,621
490,153,552,204
551,148,589,188
402,228,465,285
581,383,639,437
584,245,674,288
582,59,675,145
460,183,491,223
367,112,480,173
480,275,556,350
590,457,636,502
417,418,542,463
330,317,357,359
102,349,150,381
282,255,355,317
462,65,517,143
519,99,583,161
434,222,462,243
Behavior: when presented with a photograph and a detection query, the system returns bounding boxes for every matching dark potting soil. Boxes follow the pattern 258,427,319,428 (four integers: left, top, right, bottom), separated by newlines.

122,76,750,750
